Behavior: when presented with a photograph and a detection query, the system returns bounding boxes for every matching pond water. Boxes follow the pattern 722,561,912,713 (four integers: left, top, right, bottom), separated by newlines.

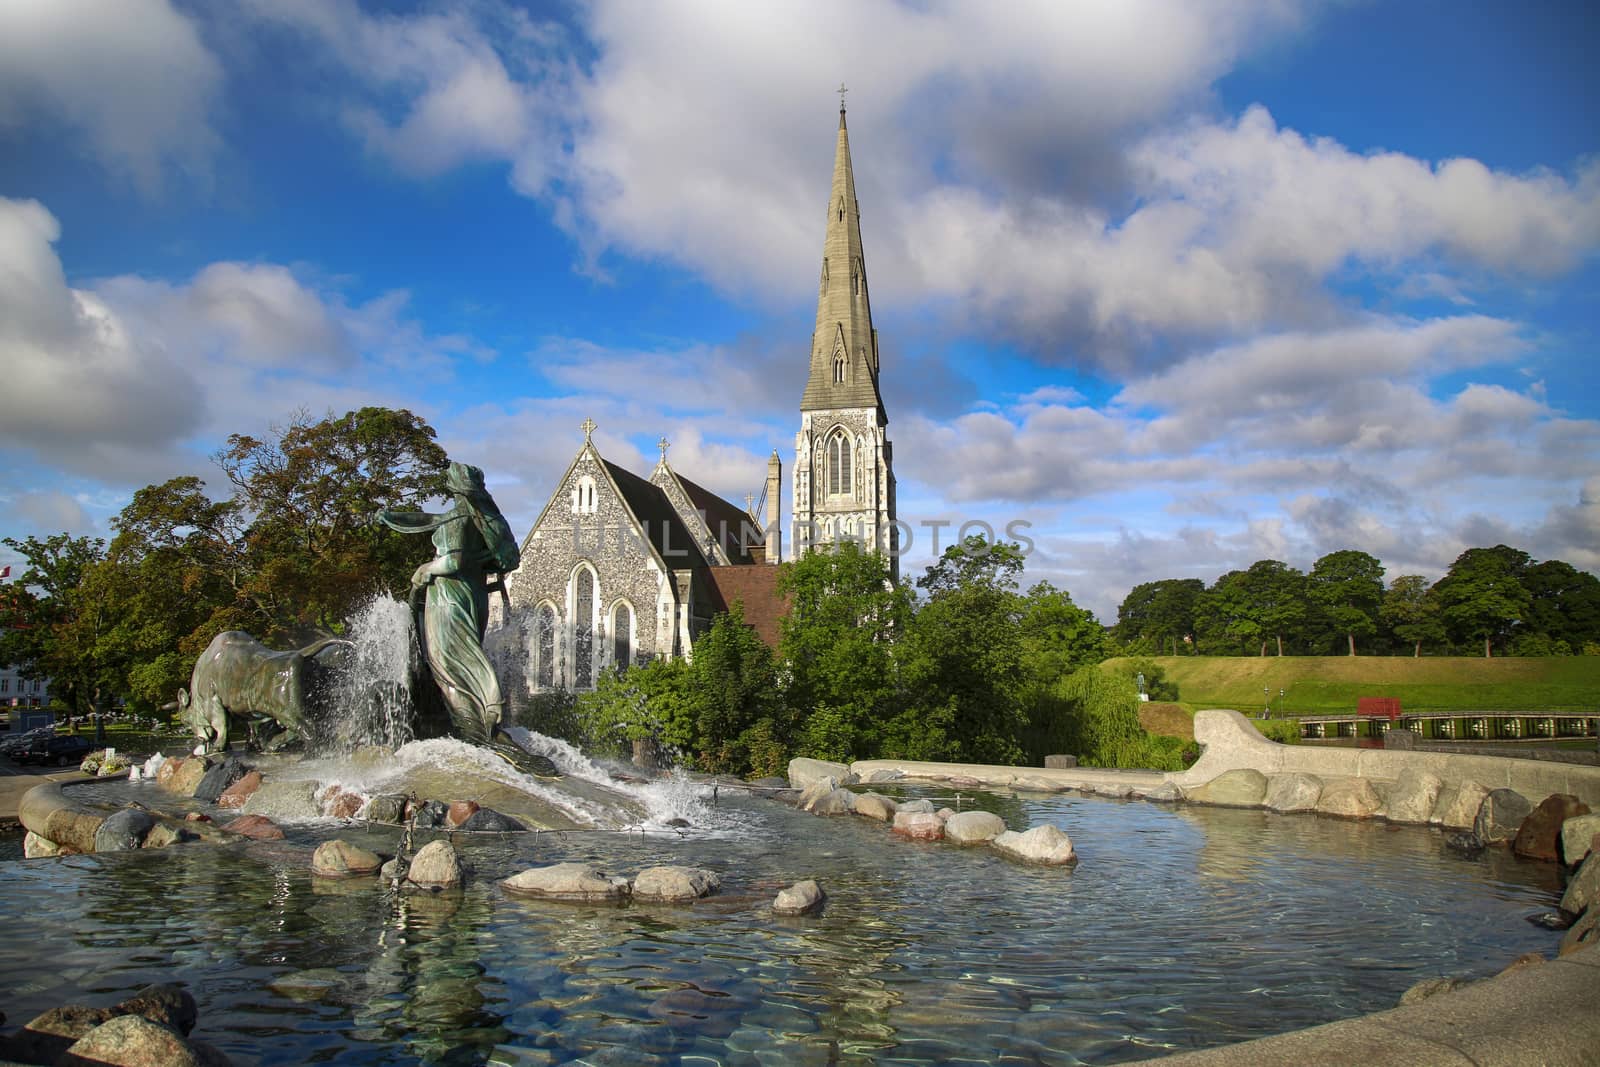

0,783,1567,1065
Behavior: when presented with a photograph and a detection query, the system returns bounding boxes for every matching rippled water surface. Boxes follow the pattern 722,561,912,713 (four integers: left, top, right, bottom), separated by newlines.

0,786,1566,1065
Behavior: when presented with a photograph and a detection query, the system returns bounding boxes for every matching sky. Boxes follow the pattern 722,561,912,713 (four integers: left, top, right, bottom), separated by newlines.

1,0,1596,621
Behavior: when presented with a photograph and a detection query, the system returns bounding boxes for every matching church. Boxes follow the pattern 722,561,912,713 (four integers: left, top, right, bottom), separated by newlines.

502,100,896,691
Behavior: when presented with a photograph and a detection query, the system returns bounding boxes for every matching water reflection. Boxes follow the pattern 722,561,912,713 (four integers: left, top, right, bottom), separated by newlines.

0,791,1569,1066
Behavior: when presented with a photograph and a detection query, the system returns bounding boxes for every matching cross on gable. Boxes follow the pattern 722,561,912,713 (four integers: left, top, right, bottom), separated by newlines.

658,436,670,461
581,417,597,442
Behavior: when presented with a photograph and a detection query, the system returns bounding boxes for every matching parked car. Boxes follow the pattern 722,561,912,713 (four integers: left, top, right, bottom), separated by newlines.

0,728,55,757
16,734,95,767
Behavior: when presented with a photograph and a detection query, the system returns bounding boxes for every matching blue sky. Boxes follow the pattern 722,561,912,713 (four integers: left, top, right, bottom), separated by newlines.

1,0,1596,619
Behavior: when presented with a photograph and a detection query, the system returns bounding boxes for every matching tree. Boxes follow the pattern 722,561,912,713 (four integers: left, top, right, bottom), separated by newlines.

1114,578,1202,655
1519,560,1600,653
1432,545,1532,657
778,543,911,760
1194,569,1258,655
0,534,119,737
1194,560,1307,655
1381,574,1446,657
1308,550,1385,656
899,536,1028,764
686,605,788,777
215,406,450,640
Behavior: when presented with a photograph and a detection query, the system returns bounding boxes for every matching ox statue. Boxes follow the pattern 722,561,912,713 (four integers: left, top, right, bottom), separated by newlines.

177,631,352,753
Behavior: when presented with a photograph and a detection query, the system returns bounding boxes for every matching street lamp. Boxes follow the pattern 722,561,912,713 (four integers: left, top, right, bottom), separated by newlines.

1279,688,1285,717
1263,687,1270,718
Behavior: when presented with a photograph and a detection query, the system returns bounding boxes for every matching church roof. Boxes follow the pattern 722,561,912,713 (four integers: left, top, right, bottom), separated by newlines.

674,471,762,564
602,460,709,569
706,563,790,650
800,107,887,420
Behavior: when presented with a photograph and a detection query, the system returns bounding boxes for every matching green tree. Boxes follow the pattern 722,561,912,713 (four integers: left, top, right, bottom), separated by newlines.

0,534,120,738
1381,574,1446,657
686,605,788,777
1114,578,1203,655
1432,545,1532,657
215,406,450,640
1519,560,1600,652
1307,550,1385,656
778,543,911,760
899,537,1028,764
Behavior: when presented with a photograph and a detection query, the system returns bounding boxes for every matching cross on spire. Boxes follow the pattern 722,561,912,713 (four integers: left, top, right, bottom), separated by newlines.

580,417,596,442
837,82,847,112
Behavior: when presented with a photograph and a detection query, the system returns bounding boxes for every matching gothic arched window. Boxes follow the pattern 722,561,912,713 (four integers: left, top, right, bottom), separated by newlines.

828,430,852,496
833,350,846,384
612,602,633,672
535,604,556,689
572,475,597,515
573,567,596,689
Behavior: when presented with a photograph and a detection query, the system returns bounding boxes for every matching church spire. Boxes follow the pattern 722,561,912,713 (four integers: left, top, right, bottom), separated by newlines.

800,95,884,417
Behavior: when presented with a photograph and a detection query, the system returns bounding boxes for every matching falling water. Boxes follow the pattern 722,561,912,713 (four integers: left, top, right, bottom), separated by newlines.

323,595,417,751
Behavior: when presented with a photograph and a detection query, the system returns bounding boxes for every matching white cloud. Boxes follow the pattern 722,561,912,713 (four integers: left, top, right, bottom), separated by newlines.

0,0,221,190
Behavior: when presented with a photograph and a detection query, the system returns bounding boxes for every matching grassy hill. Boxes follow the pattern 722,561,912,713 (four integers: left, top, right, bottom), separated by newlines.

1113,656,1600,717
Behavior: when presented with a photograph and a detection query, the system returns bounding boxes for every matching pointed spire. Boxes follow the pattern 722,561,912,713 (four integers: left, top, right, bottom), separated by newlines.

800,94,885,418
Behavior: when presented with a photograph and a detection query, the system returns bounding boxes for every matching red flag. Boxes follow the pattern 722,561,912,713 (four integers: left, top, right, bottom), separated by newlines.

0,565,10,579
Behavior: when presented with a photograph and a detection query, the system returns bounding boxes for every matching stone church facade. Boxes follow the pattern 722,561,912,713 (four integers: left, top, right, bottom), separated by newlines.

502,101,896,692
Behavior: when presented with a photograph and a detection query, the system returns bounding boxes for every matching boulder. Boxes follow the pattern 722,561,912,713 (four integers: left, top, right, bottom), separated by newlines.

94,808,156,852
1090,783,1135,800
446,800,481,828
1474,788,1533,846
1316,778,1383,819
773,879,826,916
944,810,1006,845
192,757,246,804
216,771,262,810
1559,906,1600,957
799,782,856,816
852,792,898,822
788,758,854,791
155,757,185,790
460,808,525,833
364,794,406,824
948,776,983,790
502,862,629,901
407,840,465,889
1431,779,1490,830
1444,831,1485,858
992,825,1077,866
58,1013,221,1067
863,768,904,783
1012,775,1067,793
23,830,69,858
633,866,721,902
409,800,449,828
115,983,198,1036
225,814,284,841
1560,851,1600,917
1561,813,1600,866
143,823,197,849
311,839,383,878
1140,781,1182,803
1514,794,1591,862
322,788,364,820
8,1005,116,1063
241,779,320,820
937,807,958,819
1187,769,1268,808
897,798,936,814
1397,976,1472,1006
891,812,945,841
167,757,211,797
1263,773,1323,813
1384,769,1443,825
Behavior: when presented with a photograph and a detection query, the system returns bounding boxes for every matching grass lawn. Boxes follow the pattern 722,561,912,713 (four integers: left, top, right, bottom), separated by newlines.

1115,655,1600,716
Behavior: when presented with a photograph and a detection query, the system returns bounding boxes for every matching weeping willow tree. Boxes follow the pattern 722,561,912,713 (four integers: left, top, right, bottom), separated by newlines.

1033,665,1193,771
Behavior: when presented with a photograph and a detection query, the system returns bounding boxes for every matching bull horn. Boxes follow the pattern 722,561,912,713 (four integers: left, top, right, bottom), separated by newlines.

301,636,357,658
159,700,179,712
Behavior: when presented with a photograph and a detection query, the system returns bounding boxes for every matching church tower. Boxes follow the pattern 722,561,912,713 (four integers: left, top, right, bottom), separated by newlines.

793,97,898,580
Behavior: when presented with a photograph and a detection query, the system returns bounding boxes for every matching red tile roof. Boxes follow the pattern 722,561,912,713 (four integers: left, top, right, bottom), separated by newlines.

707,564,791,650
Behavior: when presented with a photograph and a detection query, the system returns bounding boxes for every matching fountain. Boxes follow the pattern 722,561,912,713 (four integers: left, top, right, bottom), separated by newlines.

4,457,1597,1064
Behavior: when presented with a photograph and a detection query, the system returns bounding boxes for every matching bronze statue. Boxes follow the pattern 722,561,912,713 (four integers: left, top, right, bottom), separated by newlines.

177,631,351,753
380,462,554,774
